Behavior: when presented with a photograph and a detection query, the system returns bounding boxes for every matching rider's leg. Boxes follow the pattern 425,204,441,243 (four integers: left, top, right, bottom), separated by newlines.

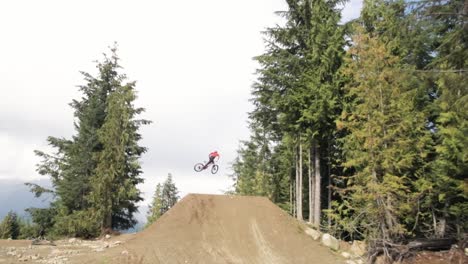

205,157,215,168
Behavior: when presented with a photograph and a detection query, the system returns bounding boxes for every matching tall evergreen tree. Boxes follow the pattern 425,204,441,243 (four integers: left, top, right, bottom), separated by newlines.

419,0,468,238
337,26,433,254
89,60,149,232
231,128,274,198
323,2,468,260
0,211,20,239
232,141,259,195
33,50,123,213
30,46,150,237
161,174,180,214
146,183,163,227
236,0,345,225
146,174,180,227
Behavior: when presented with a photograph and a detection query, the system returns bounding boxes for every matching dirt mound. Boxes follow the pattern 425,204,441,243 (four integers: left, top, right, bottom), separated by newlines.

81,194,343,263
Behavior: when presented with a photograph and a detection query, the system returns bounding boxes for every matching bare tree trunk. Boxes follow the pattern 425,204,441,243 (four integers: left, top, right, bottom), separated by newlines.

327,143,332,228
308,146,313,223
293,155,297,218
289,179,294,215
295,148,297,218
295,144,299,220
102,212,112,234
313,140,321,227
436,202,449,238
327,169,332,228
293,179,296,217
297,142,303,221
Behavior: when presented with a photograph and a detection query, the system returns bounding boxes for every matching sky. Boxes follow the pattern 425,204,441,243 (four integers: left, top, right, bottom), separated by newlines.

0,0,363,208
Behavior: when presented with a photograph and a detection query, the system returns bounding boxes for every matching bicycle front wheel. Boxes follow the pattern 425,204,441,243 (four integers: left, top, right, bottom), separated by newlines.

194,163,204,172
211,165,219,174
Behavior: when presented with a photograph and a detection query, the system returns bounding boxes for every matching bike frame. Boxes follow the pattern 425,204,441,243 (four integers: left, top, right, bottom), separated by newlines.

203,161,216,169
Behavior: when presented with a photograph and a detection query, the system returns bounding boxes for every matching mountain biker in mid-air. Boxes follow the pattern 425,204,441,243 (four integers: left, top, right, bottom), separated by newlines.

194,151,220,174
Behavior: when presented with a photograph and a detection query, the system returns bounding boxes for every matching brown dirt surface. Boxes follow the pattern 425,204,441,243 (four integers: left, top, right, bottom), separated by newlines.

401,249,467,264
75,194,344,263
0,235,135,264
0,240,31,248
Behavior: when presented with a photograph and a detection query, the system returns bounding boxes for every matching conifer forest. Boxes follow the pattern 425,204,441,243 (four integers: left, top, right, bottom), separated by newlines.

0,0,466,263
230,0,467,257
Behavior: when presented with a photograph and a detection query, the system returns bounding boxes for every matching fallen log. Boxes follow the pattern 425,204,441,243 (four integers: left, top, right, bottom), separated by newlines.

31,239,56,246
368,238,461,263
407,238,457,251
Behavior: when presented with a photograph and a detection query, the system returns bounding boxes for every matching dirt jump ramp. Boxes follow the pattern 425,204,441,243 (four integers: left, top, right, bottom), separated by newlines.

93,194,343,263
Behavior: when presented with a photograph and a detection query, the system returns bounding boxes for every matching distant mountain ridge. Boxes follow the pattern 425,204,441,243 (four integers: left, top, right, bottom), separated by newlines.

0,179,52,219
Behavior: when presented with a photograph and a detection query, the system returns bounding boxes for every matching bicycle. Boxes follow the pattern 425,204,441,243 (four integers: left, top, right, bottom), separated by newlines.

194,161,219,174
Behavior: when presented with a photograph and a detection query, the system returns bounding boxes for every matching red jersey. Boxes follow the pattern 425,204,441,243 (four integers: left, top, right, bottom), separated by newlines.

209,151,220,158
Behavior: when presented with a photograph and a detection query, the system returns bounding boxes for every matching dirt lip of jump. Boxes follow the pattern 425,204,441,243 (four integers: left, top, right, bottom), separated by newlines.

85,193,342,264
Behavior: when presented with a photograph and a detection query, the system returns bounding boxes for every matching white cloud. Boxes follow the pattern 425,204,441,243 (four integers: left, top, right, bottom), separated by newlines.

0,133,48,181
341,0,364,23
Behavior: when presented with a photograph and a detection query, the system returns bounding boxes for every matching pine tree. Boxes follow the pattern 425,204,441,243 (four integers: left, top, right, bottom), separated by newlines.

231,140,260,195
0,211,20,239
89,67,148,233
231,0,345,225
320,2,468,258
146,183,163,227
251,0,344,224
337,26,433,253
231,126,273,197
29,46,150,237
419,0,468,238
145,174,179,228
32,51,122,212
161,174,180,214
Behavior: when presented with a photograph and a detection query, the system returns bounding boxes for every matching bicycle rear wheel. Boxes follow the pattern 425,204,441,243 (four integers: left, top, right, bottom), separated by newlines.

211,165,219,174
194,163,204,172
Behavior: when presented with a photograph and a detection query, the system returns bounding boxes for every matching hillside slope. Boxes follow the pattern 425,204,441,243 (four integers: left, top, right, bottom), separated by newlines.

79,194,343,264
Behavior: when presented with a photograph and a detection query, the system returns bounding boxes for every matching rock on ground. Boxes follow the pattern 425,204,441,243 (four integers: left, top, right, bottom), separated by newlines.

304,227,321,240
350,240,366,257
321,233,340,251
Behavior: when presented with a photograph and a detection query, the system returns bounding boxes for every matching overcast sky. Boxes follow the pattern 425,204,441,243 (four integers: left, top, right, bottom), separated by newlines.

0,0,363,205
